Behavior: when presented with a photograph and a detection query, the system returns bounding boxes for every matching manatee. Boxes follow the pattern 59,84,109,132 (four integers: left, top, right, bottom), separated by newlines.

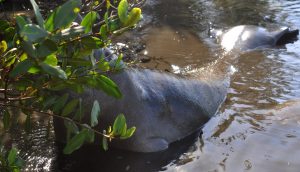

54,68,229,152
214,25,299,52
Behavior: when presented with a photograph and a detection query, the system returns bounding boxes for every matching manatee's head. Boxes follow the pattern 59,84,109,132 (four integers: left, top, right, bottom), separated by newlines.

220,25,275,52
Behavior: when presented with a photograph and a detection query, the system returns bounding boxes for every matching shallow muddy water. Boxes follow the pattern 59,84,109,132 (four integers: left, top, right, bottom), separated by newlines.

7,0,300,171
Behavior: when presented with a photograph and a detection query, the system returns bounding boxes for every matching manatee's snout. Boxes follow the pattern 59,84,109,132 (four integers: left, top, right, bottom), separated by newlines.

276,28,299,45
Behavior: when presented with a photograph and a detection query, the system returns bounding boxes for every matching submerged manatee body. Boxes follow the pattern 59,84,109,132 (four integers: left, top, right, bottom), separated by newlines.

217,25,299,52
54,68,229,152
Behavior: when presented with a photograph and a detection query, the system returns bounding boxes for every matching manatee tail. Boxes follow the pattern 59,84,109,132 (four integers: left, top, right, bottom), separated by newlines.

274,27,299,45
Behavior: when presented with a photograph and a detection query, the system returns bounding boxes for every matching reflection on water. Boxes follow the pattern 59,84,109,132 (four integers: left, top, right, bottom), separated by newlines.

7,0,300,171
137,26,215,73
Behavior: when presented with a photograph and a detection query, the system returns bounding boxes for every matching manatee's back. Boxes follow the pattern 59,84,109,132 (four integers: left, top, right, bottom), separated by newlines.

117,69,229,143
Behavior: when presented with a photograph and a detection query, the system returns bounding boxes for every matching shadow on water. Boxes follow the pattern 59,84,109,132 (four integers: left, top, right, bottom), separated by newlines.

55,132,202,172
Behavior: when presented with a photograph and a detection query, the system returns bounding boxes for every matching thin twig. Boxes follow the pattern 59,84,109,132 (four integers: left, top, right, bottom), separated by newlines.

0,103,112,138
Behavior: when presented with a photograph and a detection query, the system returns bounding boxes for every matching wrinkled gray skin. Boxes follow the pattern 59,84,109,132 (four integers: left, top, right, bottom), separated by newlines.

215,25,299,52
54,68,229,152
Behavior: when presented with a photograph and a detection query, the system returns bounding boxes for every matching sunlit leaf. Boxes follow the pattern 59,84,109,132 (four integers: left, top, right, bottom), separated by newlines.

124,8,142,27
81,11,97,33
43,54,58,66
0,40,7,53
118,0,129,24
90,100,100,127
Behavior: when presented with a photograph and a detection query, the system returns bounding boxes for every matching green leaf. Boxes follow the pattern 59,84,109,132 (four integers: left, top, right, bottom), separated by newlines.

85,127,95,143
37,39,58,58
0,40,7,53
74,98,83,121
44,10,54,31
66,58,92,67
97,61,110,72
53,93,69,113
62,99,79,116
96,75,122,99
99,24,108,40
64,120,79,142
20,24,48,42
104,12,109,25
120,127,136,139
90,100,100,127
81,11,97,33
53,26,85,41
42,96,58,110
40,62,67,79
113,114,126,135
66,81,84,93
43,54,58,66
121,122,127,136
30,0,44,29
45,0,81,31
8,148,17,165
21,41,37,58
15,16,27,31
3,109,10,130
4,27,15,42
28,66,40,74
63,129,87,154
124,8,142,27
102,136,108,151
118,0,129,24
81,36,103,49
4,55,16,67
0,20,10,32
9,59,33,78
108,19,121,32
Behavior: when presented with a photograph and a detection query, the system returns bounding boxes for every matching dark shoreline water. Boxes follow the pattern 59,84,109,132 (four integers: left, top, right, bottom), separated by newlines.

3,0,300,171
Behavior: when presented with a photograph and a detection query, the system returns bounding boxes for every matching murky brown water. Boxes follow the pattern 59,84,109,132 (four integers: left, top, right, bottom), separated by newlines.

4,0,300,171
